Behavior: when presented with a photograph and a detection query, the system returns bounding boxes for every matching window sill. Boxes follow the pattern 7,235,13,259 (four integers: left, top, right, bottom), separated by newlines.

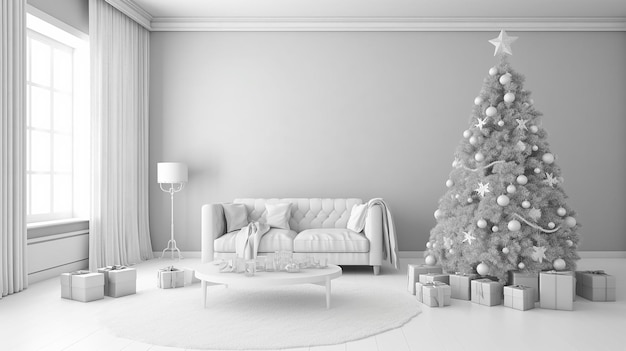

27,218,89,240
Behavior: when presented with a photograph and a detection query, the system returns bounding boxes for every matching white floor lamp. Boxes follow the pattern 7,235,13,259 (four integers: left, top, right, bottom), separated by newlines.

157,162,188,260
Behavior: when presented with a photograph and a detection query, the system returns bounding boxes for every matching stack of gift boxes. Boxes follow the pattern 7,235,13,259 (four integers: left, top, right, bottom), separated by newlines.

407,263,615,310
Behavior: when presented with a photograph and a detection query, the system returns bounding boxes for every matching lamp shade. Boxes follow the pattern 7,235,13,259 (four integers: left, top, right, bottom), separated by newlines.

157,162,188,183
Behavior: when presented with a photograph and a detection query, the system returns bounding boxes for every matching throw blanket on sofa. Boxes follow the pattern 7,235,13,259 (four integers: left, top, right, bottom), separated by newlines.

235,221,270,260
368,198,399,269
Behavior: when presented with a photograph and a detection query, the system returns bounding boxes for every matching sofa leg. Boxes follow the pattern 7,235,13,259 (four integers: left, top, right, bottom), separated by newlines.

373,265,381,275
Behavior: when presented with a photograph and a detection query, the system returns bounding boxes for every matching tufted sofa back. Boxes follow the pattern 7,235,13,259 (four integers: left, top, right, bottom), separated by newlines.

233,198,362,232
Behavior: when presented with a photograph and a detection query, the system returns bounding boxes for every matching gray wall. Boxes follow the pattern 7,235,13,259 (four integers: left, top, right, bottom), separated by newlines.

149,31,626,253
28,0,89,34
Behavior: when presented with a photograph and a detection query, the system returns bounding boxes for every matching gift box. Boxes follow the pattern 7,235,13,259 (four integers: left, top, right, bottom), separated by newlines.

540,271,574,310
60,271,104,302
415,281,449,306
407,264,443,294
504,285,535,311
575,270,616,302
422,283,451,307
471,278,503,306
157,266,185,289
97,265,137,297
450,272,479,300
509,271,539,302
419,273,450,285
182,267,201,286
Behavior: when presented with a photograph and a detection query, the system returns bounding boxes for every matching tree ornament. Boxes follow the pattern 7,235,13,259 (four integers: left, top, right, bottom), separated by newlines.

502,247,509,254
475,117,488,130
489,30,518,56
528,208,542,221
557,207,567,216
566,239,574,247
476,262,490,276
542,153,555,164
475,182,490,197
497,120,504,127
492,226,499,232
529,125,539,133
504,92,515,103
506,184,517,194
467,198,473,203
475,153,485,162
489,67,498,76
449,249,455,254
462,231,476,245
497,195,510,206
553,258,566,271
534,168,541,174
522,200,531,209
508,220,521,231
434,209,442,219
564,216,577,227
426,242,432,249
432,242,438,249
531,246,547,263
532,145,539,151
446,179,454,187
548,222,556,229
518,262,526,269
452,158,461,168
469,136,478,145
474,96,483,105
443,237,453,249
544,172,559,187
499,73,512,85
485,106,497,117
477,219,487,228
425,255,437,266
516,175,528,185
515,140,526,152
516,118,529,131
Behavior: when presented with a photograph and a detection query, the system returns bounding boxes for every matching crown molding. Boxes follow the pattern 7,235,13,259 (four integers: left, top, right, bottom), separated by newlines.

105,0,153,30
149,16,626,32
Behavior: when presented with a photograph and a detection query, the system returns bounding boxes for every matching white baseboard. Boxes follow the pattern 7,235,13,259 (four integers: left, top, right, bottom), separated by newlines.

28,259,88,285
398,251,626,259
151,251,201,259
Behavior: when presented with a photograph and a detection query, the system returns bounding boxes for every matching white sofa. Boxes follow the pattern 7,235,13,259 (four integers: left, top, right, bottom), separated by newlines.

201,198,384,274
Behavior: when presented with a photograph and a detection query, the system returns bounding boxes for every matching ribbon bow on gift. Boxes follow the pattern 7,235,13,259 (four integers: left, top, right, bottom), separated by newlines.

583,270,606,275
510,284,531,290
67,270,91,299
104,265,127,271
423,281,446,307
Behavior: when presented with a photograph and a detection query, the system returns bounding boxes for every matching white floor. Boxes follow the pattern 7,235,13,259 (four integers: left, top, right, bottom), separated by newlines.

1,257,625,351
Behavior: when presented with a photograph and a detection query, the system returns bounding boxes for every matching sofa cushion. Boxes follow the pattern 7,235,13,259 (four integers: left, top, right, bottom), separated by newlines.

265,202,292,230
347,204,367,232
214,228,297,253
293,228,370,253
222,203,249,232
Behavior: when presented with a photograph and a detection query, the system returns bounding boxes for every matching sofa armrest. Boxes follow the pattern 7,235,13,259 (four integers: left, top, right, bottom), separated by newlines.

363,204,383,266
201,203,226,263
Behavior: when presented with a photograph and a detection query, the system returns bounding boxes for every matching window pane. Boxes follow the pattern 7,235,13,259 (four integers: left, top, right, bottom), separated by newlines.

53,134,72,172
31,130,51,171
53,49,72,92
30,86,51,129
30,39,51,86
53,175,72,213
53,92,72,132
31,174,51,214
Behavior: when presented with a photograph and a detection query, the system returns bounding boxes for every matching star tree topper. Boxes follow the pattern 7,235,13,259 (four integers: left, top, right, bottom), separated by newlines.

489,30,518,56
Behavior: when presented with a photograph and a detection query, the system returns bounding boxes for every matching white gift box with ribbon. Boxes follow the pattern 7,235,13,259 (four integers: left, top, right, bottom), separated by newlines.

60,271,104,302
504,285,535,311
540,271,574,310
471,278,503,306
407,264,442,295
157,266,185,289
97,265,137,297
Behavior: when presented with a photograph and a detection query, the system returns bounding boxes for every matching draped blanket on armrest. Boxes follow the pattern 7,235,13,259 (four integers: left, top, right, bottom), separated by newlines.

367,198,399,269
235,221,271,260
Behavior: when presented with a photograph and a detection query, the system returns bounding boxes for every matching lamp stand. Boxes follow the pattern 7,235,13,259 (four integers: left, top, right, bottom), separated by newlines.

160,182,185,260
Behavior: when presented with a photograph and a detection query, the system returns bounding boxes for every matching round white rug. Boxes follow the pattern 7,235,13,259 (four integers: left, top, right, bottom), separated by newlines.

99,276,420,350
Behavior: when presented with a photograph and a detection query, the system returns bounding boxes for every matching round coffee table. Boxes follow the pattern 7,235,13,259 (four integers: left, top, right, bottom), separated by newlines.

195,262,342,309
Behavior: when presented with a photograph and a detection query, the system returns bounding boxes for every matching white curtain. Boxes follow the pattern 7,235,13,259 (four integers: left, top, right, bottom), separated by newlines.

0,0,28,297
89,0,153,269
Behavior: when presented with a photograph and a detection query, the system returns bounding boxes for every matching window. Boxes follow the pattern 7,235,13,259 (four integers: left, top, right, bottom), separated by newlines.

26,12,89,224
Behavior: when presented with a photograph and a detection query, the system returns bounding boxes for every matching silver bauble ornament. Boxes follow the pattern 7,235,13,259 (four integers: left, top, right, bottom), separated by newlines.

529,125,539,133
489,67,498,76
474,153,484,162
476,262,490,276
504,92,515,103
566,239,574,247
497,195,510,206
542,153,555,164
434,209,441,219
548,222,556,229
553,258,566,271
522,200,531,209
557,207,567,216
508,220,521,231
534,168,541,174
499,74,512,85
492,226,499,232
477,219,487,228
485,106,497,117
502,247,509,254
474,96,483,105
518,262,526,269
532,145,539,151
469,136,478,145
425,255,437,266
564,216,577,227
497,120,504,126
446,179,454,187
507,184,517,194
426,242,432,249
463,129,471,138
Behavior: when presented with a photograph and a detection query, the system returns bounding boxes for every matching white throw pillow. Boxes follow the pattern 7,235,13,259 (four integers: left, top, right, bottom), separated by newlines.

347,204,367,232
223,203,249,232
265,202,292,230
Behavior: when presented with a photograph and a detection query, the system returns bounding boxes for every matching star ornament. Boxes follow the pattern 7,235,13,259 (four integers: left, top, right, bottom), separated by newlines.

475,182,491,197
489,30,518,56
531,245,547,263
462,231,476,245
475,117,488,130
544,172,559,187
516,118,529,131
